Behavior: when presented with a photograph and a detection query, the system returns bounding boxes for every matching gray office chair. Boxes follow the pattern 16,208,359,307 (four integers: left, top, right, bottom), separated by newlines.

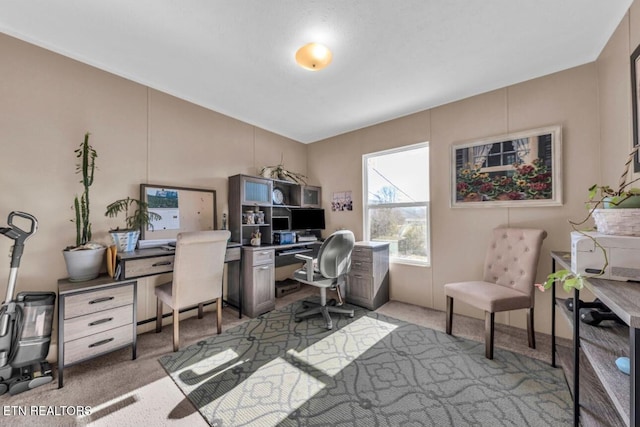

293,230,356,329
444,227,547,359
154,230,230,351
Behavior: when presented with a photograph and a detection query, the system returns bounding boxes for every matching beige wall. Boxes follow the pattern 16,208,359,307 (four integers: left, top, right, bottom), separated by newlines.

1,1,638,348
0,33,307,340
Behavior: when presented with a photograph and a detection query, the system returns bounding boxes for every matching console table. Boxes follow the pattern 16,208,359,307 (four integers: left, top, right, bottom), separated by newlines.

551,251,639,427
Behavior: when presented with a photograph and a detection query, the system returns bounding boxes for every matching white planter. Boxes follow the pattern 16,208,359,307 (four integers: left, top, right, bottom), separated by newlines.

62,247,106,282
110,230,140,252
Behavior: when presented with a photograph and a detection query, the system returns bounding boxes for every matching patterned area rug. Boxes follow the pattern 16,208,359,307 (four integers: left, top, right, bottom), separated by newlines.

159,301,572,426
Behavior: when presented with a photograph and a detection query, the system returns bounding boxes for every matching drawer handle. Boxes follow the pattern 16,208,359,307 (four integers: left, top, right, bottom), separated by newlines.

354,262,362,266
259,251,271,255
88,317,114,327
259,266,270,270
89,296,114,305
88,338,114,348
353,274,363,278
152,261,172,267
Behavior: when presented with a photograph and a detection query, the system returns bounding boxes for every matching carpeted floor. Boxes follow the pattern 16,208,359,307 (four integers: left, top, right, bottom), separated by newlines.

0,286,573,426
159,300,572,426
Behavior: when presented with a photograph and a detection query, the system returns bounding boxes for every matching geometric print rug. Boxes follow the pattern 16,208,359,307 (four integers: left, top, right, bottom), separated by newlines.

159,300,572,426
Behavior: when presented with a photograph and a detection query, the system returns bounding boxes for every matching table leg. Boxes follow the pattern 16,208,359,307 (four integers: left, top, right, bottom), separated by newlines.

631,327,640,427
573,288,580,427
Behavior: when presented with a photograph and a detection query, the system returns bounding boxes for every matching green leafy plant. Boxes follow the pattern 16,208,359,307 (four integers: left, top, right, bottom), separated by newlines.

538,146,640,292
70,132,97,248
104,197,161,231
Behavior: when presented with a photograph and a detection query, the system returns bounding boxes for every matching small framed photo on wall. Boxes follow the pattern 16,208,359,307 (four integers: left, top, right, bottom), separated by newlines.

332,191,353,211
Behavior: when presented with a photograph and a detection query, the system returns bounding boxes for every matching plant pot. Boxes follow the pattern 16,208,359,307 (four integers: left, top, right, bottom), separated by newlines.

62,246,106,282
110,230,140,252
603,195,640,209
592,208,640,236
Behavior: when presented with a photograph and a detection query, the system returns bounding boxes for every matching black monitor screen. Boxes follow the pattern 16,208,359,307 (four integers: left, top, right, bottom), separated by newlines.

290,208,325,230
272,216,290,231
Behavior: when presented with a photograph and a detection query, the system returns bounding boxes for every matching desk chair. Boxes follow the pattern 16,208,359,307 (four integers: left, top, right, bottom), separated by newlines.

155,230,230,352
444,227,547,359
293,230,355,330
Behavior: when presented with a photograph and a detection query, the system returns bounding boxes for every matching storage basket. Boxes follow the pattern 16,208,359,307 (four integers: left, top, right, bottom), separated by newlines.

592,208,640,236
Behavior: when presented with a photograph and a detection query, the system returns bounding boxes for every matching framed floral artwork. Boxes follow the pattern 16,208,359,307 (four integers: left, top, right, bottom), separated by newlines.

631,43,640,173
451,125,562,208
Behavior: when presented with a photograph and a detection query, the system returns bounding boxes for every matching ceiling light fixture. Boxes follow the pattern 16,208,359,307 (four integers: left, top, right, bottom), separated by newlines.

295,42,332,71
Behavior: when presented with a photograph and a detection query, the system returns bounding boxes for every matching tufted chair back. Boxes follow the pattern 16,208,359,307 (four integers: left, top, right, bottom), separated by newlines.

482,227,547,304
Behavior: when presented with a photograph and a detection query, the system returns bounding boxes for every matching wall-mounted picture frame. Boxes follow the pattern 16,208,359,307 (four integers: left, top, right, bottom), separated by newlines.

630,43,640,174
451,125,562,208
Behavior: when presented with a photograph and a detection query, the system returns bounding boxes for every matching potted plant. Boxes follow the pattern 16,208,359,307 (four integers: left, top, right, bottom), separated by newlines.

539,146,640,293
105,197,161,252
62,133,107,282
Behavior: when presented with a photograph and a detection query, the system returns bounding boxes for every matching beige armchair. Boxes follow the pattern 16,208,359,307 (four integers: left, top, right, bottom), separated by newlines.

155,230,230,352
444,227,547,359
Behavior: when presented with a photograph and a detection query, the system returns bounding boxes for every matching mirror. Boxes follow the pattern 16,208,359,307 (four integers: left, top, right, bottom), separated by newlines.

139,184,217,243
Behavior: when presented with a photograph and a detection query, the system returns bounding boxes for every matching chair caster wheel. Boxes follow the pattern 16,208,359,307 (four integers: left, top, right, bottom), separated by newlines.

328,299,337,306
294,317,302,323
302,303,309,309
349,314,354,318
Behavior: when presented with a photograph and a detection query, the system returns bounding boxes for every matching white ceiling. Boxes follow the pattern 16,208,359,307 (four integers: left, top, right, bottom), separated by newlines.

0,1,632,143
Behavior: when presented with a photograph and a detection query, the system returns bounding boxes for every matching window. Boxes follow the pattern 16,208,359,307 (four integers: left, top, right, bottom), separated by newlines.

363,143,430,265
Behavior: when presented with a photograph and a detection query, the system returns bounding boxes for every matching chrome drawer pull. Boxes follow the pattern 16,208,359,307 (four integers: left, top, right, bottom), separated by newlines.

88,338,114,348
259,251,271,255
88,317,113,327
353,274,363,278
152,261,172,267
259,266,270,270
89,296,114,305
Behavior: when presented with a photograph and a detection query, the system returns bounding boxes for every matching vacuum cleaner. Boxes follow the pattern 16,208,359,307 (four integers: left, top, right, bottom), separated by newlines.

0,211,56,395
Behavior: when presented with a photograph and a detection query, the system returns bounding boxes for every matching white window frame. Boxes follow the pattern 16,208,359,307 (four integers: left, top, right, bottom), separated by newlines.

363,142,430,266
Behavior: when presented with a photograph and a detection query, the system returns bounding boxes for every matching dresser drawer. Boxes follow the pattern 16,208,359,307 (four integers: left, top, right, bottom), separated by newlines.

248,249,274,266
123,255,174,279
351,247,373,262
64,324,133,366
225,247,241,262
63,305,133,343
347,273,372,301
64,284,134,319
350,258,372,274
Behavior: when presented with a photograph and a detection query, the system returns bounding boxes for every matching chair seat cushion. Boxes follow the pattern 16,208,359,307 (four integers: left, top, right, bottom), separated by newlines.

155,281,173,306
293,269,335,288
444,281,531,313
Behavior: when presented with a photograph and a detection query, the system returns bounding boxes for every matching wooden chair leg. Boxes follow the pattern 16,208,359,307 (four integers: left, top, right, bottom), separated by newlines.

446,296,453,335
527,307,536,349
172,309,180,352
156,298,163,333
216,298,222,335
485,311,495,359
198,303,204,319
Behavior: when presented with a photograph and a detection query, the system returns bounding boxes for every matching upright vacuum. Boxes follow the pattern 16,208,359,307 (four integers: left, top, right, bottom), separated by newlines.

0,211,56,395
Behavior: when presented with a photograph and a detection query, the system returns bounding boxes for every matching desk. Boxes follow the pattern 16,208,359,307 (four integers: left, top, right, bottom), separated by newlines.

551,251,638,427
117,242,243,317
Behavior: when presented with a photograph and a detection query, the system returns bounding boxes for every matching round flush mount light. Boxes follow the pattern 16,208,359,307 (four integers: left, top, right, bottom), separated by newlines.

295,42,332,71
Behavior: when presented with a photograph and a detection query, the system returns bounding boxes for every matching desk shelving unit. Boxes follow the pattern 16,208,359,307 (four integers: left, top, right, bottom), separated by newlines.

228,174,322,245
551,251,639,427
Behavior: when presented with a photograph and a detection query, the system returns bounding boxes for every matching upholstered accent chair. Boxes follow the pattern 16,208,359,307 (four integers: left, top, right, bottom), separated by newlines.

293,230,356,330
155,230,230,351
444,227,547,359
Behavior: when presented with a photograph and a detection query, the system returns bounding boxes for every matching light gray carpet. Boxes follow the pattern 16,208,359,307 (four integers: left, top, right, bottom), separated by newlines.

160,300,572,426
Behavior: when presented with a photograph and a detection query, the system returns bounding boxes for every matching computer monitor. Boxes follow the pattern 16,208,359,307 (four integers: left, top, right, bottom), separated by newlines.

290,208,325,231
272,216,290,231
